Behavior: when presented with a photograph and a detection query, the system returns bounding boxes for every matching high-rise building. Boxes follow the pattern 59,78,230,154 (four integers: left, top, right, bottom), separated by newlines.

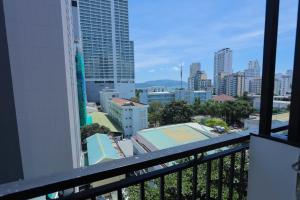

188,63,201,90
249,78,262,94
79,0,135,102
223,72,245,97
275,72,293,96
190,63,201,77
244,60,261,92
0,0,81,184
193,71,212,91
214,48,232,94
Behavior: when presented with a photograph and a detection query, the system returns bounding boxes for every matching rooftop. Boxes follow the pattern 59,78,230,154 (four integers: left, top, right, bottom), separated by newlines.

90,112,122,133
111,98,146,107
135,123,215,151
213,94,235,102
86,133,120,165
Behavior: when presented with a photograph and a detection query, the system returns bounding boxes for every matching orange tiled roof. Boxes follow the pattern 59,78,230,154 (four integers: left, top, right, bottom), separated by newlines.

111,98,145,107
213,94,235,102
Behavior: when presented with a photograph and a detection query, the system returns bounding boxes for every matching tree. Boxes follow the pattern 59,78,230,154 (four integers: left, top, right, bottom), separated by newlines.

160,101,193,125
202,118,229,132
80,123,110,141
193,97,205,115
126,153,248,200
148,102,163,127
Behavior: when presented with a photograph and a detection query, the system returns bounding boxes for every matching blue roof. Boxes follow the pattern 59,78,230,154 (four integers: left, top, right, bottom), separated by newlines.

86,133,120,165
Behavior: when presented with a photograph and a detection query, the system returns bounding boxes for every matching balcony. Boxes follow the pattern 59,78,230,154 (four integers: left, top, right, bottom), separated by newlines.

0,126,297,200
1,0,300,199
0,133,250,200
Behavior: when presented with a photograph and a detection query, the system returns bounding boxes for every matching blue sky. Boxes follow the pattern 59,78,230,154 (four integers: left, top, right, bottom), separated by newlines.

128,0,298,83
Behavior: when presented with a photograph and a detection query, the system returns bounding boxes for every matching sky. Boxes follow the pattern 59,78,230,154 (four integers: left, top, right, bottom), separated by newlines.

128,0,298,83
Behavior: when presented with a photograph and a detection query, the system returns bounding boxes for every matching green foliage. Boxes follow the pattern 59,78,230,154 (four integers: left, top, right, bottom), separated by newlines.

80,123,110,141
130,97,140,103
160,101,193,125
134,89,143,102
148,102,164,127
196,99,254,126
202,118,229,131
126,152,249,200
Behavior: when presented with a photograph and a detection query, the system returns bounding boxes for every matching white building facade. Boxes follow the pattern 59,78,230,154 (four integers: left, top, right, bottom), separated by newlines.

79,0,135,102
140,90,212,105
221,72,245,97
100,88,120,113
109,98,148,138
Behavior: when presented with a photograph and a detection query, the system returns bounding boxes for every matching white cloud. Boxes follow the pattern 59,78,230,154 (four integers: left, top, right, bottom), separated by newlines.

172,66,180,71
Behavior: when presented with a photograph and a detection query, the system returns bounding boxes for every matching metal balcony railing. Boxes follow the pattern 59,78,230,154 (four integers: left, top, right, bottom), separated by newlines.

0,133,250,200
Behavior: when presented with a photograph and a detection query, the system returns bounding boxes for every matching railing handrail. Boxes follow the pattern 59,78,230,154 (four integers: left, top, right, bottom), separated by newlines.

0,132,250,199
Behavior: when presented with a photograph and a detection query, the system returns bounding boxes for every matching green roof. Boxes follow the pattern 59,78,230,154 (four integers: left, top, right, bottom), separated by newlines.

91,112,122,133
86,133,120,165
138,123,213,150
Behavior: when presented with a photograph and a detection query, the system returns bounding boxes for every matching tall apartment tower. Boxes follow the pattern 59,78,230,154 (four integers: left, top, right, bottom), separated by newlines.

79,0,135,103
244,60,261,92
188,63,201,90
214,48,232,94
223,72,245,97
0,0,81,184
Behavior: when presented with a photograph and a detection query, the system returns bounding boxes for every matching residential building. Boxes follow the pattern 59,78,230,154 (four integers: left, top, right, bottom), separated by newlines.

274,78,281,95
194,71,212,91
222,72,245,97
249,78,262,94
190,63,201,77
188,63,201,90
79,0,135,102
100,88,120,113
0,0,81,183
286,69,293,89
139,86,167,93
139,90,212,105
187,64,212,91
214,48,232,94
109,98,148,138
244,60,261,92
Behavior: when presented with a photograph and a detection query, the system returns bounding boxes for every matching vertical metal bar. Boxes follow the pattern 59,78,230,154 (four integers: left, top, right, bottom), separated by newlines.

259,0,280,136
217,157,223,200
160,176,165,200
238,150,246,200
118,188,122,200
228,154,235,200
206,161,211,200
288,0,300,143
177,170,182,200
140,182,145,200
192,154,198,200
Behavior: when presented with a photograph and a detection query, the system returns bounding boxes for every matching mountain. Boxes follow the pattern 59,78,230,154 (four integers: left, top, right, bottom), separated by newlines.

135,79,188,89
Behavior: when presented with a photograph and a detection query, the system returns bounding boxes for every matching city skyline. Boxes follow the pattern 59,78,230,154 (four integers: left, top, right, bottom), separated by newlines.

129,0,298,82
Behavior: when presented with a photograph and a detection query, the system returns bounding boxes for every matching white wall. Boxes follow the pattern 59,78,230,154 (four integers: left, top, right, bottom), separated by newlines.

248,136,299,200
